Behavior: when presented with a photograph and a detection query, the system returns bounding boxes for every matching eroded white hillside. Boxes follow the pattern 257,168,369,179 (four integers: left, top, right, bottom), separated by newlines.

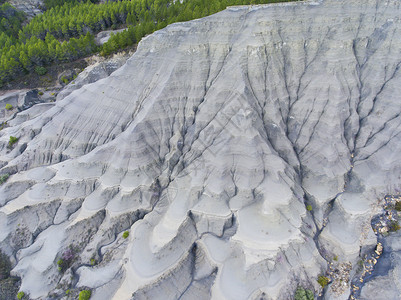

1,0,401,299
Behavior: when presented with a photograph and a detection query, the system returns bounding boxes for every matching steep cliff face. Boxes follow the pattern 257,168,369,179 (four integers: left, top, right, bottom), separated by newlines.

1,0,401,299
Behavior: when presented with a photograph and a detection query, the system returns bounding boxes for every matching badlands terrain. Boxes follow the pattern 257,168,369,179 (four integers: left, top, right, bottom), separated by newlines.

1,0,401,299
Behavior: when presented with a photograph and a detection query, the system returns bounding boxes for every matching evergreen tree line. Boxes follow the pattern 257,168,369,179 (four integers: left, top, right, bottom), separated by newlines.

21,0,174,41
0,0,297,86
44,0,100,10
0,31,97,84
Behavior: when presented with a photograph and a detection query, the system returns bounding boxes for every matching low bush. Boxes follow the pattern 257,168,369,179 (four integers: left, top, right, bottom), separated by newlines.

0,173,9,185
395,201,401,212
79,290,91,300
57,258,64,271
8,136,18,147
306,205,313,211
17,291,25,300
122,231,129,239
61,76,69,85
34,66,47,76
317,275,329,288
294,286,314,300
5,103,13,110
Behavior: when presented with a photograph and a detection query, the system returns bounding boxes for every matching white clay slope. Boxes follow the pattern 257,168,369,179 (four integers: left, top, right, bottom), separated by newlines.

1,0,401,299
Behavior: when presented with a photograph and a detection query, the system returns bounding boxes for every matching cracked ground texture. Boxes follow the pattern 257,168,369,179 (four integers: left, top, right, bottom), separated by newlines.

1,0,401,299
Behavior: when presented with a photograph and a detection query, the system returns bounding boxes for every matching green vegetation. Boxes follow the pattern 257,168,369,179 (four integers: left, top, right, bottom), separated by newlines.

8,136,18,147
1,0,296,86
44,0,100,10
394,201,401,212
0,121,7,130
90,258,96,265
79,289,91,300
306,205,312,211
333,255,338,261
317,275,329,288
0,173,9,185
0,3,25,37
0,250,11,279
61,76,69,85
294,286,314,300
57,258,64,271
17,291,25,300
5,103,12,110
34,66,47,75
123,231,129,239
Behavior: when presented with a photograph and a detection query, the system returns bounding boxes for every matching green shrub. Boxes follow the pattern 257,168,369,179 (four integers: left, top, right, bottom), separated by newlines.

17,291,25,300
38,91,44,95
122,231,129,239
5,103,13,110
0,174,9,185
61,76,69,84
34,66,47,76
90,258,96,265
79,289,91,300
57,258,64,271
306,205,313,211
8,136,18,147
317,275,329,288
333,255,338,261
0,121,7,130
294,286,314,300
395,201,401,212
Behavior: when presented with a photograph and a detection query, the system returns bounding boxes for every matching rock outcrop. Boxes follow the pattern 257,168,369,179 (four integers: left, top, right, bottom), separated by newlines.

8,0,43,19
56,53,132,101
0,0,401,299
